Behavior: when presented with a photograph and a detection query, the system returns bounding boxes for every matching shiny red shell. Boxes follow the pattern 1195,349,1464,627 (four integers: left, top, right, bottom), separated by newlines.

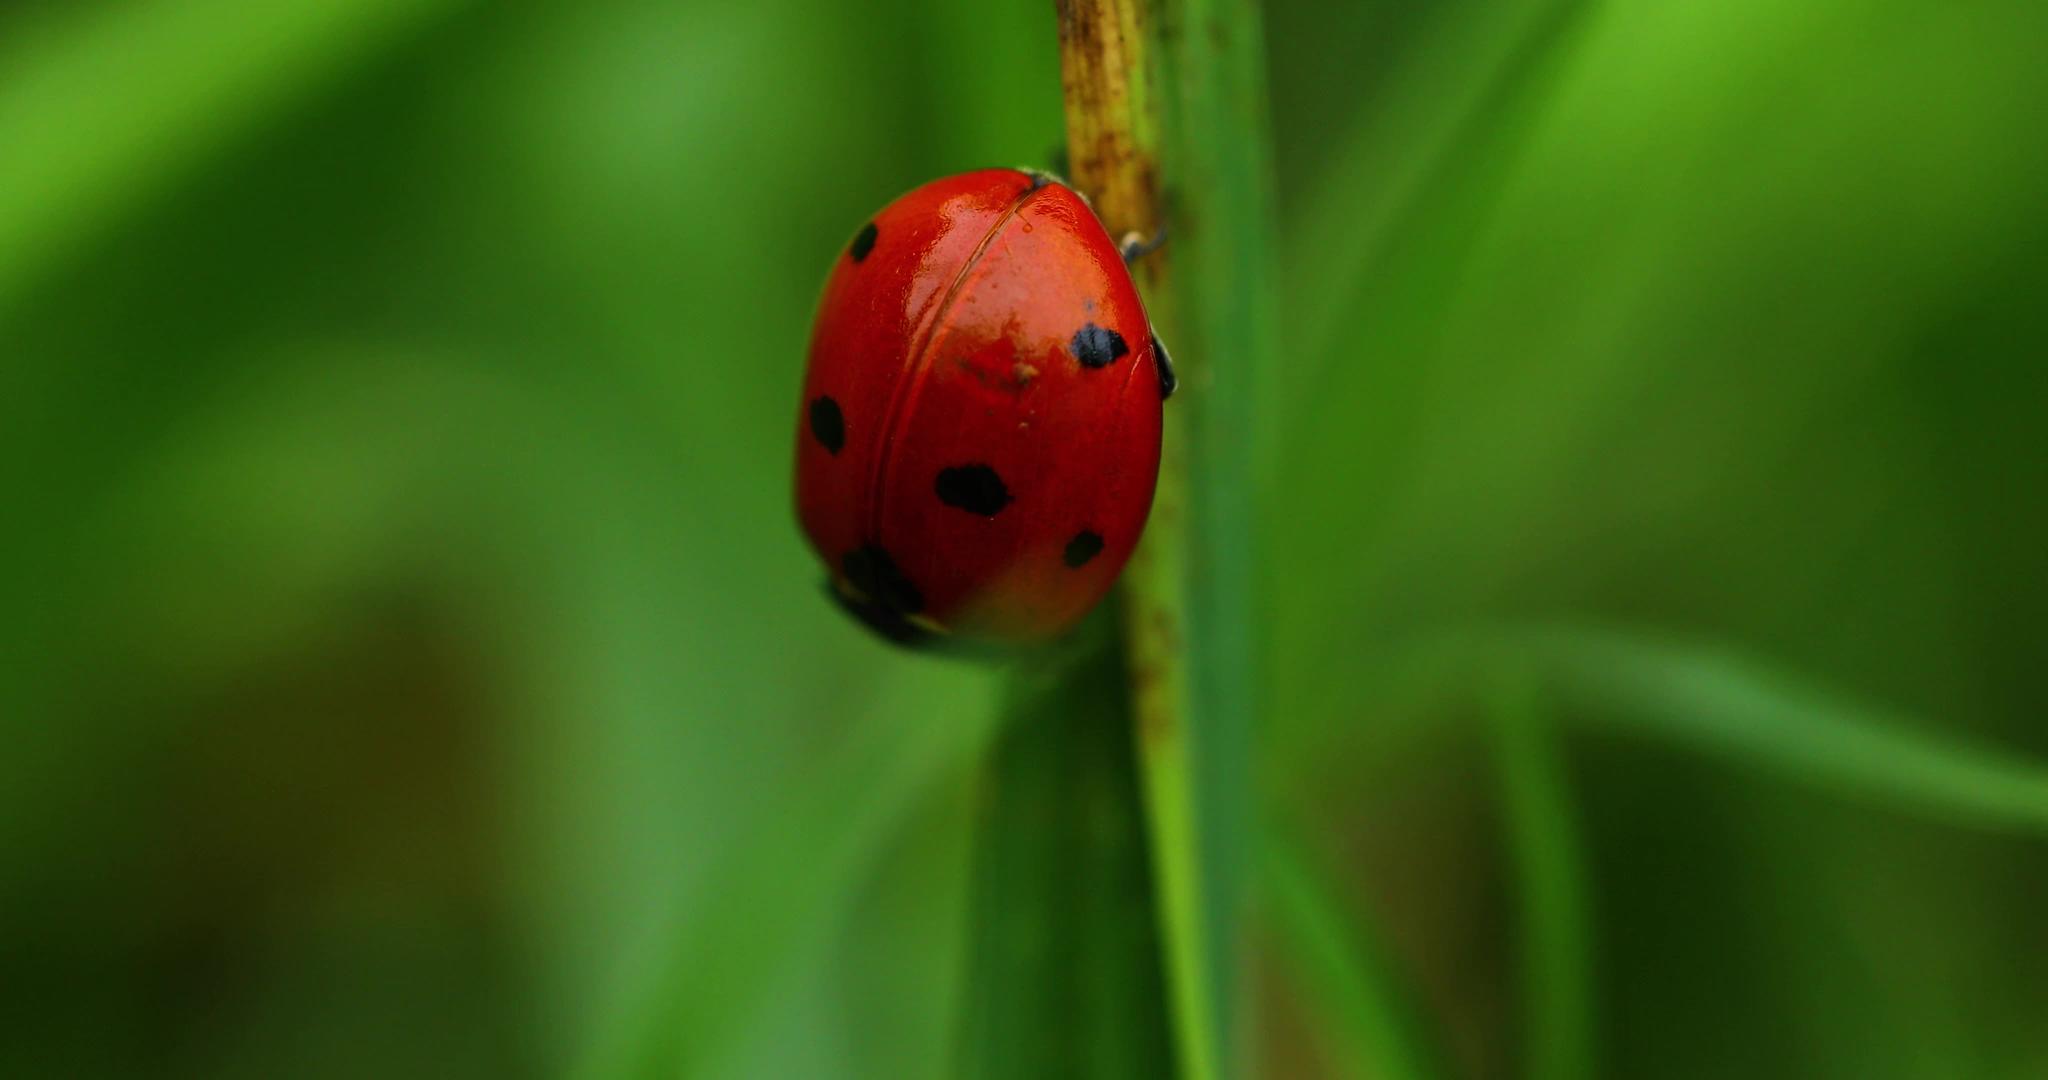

793,168,1166,644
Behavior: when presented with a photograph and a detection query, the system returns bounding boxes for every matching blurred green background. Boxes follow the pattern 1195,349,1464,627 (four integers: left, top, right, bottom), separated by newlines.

6,0,2048,1077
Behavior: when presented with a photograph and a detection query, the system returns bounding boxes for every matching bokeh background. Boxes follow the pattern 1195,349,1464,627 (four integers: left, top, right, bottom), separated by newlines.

6,0,2047,1076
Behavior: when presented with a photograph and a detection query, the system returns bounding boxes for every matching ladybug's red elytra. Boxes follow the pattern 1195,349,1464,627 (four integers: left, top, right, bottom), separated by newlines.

794,168,1174,646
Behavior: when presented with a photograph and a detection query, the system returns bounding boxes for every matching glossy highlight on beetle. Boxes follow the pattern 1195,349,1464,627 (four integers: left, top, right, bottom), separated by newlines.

793,169,1169,645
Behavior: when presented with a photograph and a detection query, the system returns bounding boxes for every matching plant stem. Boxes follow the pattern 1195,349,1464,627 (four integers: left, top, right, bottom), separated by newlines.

1056,0,1275,1076
1055,1,1202,1075
1056,0,1164,233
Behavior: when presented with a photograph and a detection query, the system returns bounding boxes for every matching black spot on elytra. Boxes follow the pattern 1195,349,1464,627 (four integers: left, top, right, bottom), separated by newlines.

1063,530,1104,568
808,396,845,454
849,221,878,262
1071,322,1130,369
842,543,922,614
935,465,1011,516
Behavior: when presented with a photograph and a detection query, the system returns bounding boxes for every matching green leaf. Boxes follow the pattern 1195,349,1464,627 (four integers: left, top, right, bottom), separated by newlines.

1048,1,1281,1076
957,620,1175,1079
1144,1,1286,1074
1272,625,2048,1077
1527,627,2048,833
1301,624,2048,835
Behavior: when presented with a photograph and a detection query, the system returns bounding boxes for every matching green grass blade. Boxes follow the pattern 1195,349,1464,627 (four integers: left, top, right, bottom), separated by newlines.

1263,828,1442,1080
1129,704,1222,1080
1151,1,1283,1073
1303,624,2048,836
1269,623,2048,1080
1526,628,2048,833
958,620,1175,1079
1052,0,1279,1075
1489,674,1594,1080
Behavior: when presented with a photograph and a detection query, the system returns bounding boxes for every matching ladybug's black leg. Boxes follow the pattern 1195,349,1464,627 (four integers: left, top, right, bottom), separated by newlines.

823,577,934,649
1151,333,1178,399
1120,227,1168,264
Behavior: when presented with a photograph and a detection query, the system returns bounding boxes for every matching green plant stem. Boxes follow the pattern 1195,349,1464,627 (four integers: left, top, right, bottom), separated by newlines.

1149,5,1278,1070
1055,0,1277,1075
1133,707,1216,1080
1055,2,1215,1077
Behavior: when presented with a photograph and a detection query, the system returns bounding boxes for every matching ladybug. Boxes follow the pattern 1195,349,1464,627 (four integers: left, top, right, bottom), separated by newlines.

794,168,1175,646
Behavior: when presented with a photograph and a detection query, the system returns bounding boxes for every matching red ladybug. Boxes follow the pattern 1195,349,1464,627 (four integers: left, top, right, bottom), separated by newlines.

794,168,1174,645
